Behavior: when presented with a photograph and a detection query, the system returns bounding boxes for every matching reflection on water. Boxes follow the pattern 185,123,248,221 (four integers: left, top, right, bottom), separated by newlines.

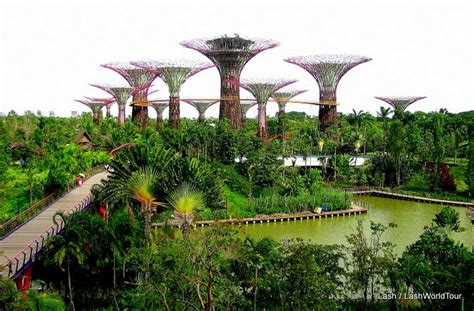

242,196,473,254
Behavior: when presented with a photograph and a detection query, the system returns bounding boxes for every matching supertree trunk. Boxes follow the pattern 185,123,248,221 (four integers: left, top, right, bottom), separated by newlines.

169,94,180,129
198,112,205,123
278,103,286,134
118,104,126,125
257,102,267,139
132,89,149,126
241,112,247,125
106,106,111,117
319,90,337,131
93,111,100,125
156,112,163,129
221,75,242,129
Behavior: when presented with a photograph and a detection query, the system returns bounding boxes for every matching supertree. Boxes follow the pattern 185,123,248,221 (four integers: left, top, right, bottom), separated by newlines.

181,34,279,129
271,90,307,134
91,84,135,125
132,60,214,129
149,100,169,129
101,62,158,122
182,99,219,123
74,98,106,124
85,97,115,117
240,101,257,124
374,96,426,113
237,78,297,138
285,55,371,131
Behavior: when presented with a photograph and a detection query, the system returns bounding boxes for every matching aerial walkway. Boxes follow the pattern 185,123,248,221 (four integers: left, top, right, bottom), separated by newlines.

0,171,107,279
351,187,474,208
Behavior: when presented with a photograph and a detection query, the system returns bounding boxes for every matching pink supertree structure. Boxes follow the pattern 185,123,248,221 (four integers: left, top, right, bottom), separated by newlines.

240,101,257,124
237,78,297,138
149,100,169,129
181,34,279,130
91,85,135,125
132,60,214,129
285,55,371,131
85,97,115,117
374,96,426,113
271,89,307,133
74,98,107,124
101,62,158,123
182,99,219,123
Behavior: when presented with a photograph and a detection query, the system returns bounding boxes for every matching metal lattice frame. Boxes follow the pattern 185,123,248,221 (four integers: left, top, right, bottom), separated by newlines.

74,99,106,124
374,96,426,112
181,35,279,129
271,90,307,134
182,99,219,123
240,102,257,123
132,60,214,128
285,54,371,130
85,97,115,117
149,100,169,129
238,78,297,138
101,62,158,122
271,90,307,111
91,84,135,125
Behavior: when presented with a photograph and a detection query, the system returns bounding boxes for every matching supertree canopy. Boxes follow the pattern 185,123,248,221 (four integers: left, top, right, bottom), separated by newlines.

91,84,135,125
74,98,106,124
182,99,219,123
374,96,426,112
85,97,115,117
132,60,213,129
240,101,257,123
238,78,297,138
181,34,279,130
149,100,169,129
285,54,371,130
271,89,307,134
101,62,158,122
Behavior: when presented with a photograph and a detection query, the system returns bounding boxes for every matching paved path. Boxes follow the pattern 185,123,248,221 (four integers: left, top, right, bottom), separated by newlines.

0,172,107,278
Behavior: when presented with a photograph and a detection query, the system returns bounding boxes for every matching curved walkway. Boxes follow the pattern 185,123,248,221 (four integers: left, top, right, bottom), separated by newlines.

353,189,474,207
0,172,107,278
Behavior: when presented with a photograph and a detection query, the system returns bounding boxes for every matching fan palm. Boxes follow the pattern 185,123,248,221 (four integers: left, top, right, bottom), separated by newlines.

128,167,164,241
167,183,205,234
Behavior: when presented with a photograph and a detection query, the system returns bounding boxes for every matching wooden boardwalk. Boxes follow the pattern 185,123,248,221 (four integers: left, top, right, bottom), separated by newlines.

0,172,107,278
353,189,474,208
153,205,368,228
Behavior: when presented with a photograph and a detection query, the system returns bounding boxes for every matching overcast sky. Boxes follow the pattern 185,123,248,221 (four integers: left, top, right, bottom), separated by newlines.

0,0,472,119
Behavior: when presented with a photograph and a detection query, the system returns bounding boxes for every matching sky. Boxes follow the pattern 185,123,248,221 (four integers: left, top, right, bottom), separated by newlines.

0,0,472,119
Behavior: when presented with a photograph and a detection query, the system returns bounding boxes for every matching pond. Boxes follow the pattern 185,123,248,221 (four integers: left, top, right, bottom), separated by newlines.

241,196,473,254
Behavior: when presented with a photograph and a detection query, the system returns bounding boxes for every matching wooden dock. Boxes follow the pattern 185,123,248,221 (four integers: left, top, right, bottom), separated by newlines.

153,205,368,228
0,172,107,278
353,189,474,208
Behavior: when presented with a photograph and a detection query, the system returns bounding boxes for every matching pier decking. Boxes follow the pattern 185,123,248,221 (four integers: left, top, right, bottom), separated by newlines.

153,206,368,228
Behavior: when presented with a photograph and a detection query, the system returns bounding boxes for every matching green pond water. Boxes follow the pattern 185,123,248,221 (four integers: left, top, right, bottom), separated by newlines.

241,196,473,254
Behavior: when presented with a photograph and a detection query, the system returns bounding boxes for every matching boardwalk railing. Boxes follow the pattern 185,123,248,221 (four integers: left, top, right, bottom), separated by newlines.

2,194,93,278
347,187,474,207
0,165,105,238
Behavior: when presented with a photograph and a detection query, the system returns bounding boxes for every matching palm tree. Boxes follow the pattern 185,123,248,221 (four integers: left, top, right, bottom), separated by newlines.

167,183,205,235
47,212,86,311
377,106,392,154
128,167,164,241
